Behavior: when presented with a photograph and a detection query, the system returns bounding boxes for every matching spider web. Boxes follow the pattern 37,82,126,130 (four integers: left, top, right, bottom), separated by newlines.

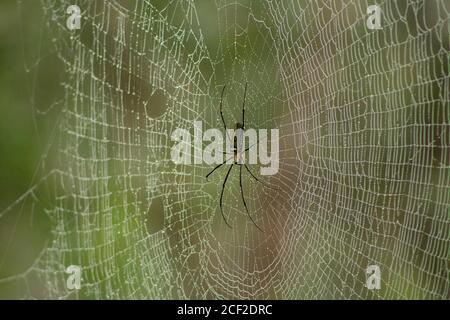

0,0,449,299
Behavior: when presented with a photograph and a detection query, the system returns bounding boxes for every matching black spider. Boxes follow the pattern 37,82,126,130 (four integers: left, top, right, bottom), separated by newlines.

206,83,274,232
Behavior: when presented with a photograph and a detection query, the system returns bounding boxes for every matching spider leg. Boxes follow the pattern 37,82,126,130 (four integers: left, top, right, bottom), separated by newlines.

220,165,234,228
206,162,225,180
245,134,270,151
239,165,263,232
244,164,280,191
219,85,232,143
245,142,256,152
242,82,247,128
206,155,234,180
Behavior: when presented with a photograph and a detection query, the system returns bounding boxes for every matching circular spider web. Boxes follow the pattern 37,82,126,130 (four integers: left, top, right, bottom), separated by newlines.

0,0,449,299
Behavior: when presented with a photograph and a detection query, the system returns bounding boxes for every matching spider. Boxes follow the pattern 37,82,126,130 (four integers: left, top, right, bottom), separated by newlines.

206,83,274,232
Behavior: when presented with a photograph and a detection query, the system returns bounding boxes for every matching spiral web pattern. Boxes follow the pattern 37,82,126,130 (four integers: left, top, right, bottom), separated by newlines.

0,0,448,299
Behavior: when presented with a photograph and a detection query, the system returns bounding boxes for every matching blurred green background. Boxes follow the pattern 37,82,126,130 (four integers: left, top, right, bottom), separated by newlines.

0,0,448,299
0,0,54,283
